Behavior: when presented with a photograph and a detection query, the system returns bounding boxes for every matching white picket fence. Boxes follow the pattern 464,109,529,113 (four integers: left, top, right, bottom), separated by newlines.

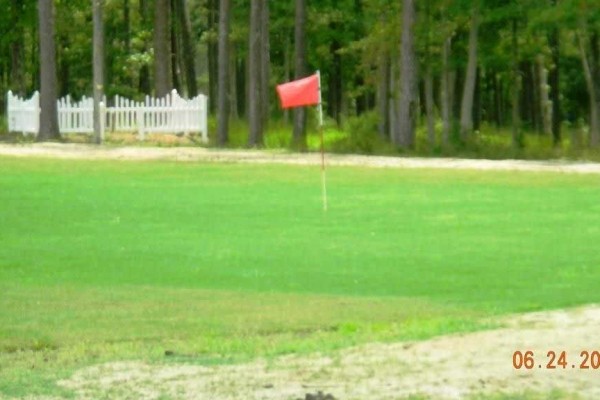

7,91,40,134
57,95,95,134
6,89,208,142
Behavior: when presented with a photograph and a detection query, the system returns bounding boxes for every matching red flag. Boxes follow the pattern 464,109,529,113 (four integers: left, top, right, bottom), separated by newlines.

276,74,320,109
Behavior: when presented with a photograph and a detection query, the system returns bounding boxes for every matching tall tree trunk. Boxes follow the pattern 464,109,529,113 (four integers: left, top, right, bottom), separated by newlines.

229,43,238,119
474,67,481,131
138,0,151,94
260,0,270,129
459,7,480,142
216,0,231,146
441,36,452,145
328,38,342,125
389,54,397,139
31,22,40,93
549,0,561,145
154,0,171,97
590,30,600,145
511,19,522,148
494,71,502,127
207,0,218,112
292,0,307,150
528,62,540,133
424,0,435,147
10,0,26,96
170,2,181,94
537,55,552,135
175,0,197,97
248,0,263,146
353,0,367,115
425,68,435,147
395,0,417,148
119,0,132,90
578,31,600,147
378,51,390,139
93,0,105,145
283,34,291,124
519,61,537,131
236,56,246,118
37,0,60,141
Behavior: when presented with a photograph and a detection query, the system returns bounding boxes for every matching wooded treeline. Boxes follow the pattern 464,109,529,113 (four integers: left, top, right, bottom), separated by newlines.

2,0,600,150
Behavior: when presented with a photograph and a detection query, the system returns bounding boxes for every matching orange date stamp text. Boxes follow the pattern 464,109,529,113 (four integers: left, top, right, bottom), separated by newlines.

513,350,600,370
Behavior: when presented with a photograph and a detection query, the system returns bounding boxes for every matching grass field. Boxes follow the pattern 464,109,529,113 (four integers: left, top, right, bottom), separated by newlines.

1,155,600,397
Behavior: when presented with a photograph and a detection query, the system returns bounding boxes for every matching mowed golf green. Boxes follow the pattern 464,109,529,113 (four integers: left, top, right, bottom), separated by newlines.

1,155,600,395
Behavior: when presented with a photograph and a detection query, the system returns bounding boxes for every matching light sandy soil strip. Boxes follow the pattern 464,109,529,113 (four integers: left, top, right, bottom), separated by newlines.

56,306,600,400
3,142,600,174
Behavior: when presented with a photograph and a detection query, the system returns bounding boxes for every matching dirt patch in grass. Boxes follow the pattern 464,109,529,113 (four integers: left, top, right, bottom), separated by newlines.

3,143,600,174
58,305,600,399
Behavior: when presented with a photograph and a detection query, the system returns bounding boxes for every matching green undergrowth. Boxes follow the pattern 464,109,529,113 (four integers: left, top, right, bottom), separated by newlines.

5,115,600,162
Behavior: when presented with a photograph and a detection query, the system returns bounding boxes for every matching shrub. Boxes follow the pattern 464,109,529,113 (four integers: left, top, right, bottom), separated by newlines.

330,112,396,155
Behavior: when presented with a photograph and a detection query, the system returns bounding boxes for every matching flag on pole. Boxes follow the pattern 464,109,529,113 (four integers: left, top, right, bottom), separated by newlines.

276,74,320,109
276,71,328,211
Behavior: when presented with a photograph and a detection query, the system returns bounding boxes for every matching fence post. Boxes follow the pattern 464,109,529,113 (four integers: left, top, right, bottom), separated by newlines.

137,107,145,141
7,91,13,132
100,101,106,142
34,91,40,136
202,95,208,143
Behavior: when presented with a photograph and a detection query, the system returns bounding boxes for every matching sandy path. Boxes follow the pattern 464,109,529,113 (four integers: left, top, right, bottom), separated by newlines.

57,306,600,400
3,142,600,174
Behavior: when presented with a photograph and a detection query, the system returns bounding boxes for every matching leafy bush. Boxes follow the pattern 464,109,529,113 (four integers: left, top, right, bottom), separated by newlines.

329,111,396,155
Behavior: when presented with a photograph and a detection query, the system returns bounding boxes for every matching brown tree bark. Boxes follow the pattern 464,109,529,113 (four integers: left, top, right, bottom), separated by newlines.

207,0,218,112
578,30,600,147
10,0,26,96
537,55,552,136
459,7,480,142
138,0,151,94
423,0,435,147
395,0,417,148
38,0,60,141
175,0,197,97
248,0,264,146
216,0,231,146
292,0,307,150
549,0,561,145
441,36,452,145
378,51,390,139
93,0,105,145
153,0,171,97
170,0,182,93
425,68,435,147
511,19,523,148
260,0,270,129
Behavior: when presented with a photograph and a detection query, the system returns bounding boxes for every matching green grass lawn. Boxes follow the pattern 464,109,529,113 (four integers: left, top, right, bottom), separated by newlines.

1,156,600,397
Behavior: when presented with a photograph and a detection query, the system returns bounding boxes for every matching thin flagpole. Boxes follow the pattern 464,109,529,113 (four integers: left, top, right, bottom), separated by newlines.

317,70,327,212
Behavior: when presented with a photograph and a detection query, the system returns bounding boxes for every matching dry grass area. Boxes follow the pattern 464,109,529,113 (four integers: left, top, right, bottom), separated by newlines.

55,306,600,400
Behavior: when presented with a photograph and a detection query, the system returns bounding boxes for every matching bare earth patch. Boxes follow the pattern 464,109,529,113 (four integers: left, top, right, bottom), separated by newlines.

3,142,600,174
4,144,599,398
57,306,600,399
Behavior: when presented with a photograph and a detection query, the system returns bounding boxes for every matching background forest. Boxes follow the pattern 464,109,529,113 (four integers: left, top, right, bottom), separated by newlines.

2,0,600,158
